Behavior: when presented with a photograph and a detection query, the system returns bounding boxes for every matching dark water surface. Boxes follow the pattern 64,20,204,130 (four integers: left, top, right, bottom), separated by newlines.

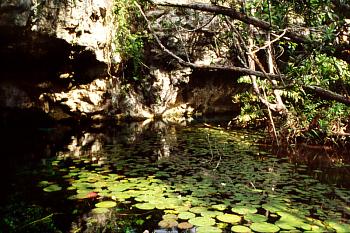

1,120,349,233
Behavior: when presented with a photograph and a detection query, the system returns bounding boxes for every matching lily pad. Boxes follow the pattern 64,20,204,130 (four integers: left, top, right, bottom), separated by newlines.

92,207,109,214
189,206,207,214
134,202,155,210
216,213,241,223
250,222,280,233
178,212,196,220
212,204,227,211
158,219,178,228
43,184,62,192
275,220,296,230
244,214,267,223
95,201,116,208
177,222,193,230
231,225,252,233
196,226,222,233
162,214,178,220
326,220,350,232
189,216,216,226
231,205,257,215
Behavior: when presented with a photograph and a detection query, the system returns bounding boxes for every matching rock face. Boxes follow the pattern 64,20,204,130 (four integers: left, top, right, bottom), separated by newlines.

0,0,240,125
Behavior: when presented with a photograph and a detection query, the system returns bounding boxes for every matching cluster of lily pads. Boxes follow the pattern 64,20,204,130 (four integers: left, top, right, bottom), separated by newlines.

38,126,350,232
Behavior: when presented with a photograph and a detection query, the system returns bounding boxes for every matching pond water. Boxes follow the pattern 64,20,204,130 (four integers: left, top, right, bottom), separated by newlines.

1,120,350,233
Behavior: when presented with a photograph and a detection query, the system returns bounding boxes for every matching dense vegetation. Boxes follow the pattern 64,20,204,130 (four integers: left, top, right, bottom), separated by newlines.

115,0,350,146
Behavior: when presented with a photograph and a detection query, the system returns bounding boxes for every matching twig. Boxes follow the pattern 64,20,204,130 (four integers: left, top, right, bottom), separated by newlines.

247,29,288,55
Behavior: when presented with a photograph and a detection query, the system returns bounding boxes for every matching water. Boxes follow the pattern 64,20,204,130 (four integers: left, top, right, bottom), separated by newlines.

1,120,349,233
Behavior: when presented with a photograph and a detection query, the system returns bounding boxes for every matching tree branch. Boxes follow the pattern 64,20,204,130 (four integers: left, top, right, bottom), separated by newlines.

136,1,284,80
305,85,350,106
149,0,309,44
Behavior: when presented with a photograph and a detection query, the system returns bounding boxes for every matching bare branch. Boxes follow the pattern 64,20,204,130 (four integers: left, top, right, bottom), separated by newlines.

149,0,309,44
136,2,285,80
305,85,350,106
247,29,288,55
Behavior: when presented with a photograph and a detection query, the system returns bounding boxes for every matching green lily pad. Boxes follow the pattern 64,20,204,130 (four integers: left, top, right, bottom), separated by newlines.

134,202,156,210
95,201,116,208
275,220,296,230
231,225,252,233
92,207,109,214
217,213,241,223
162,214,178,220
326,220,350,232
189,206,207,214
43,184,62,192
196,226,222,233
212,204,227,211
189,216,216,226
250,222,280,233
201,210,221,218
178,212,196,220
262,202,288,213
231,205,257,215
244,214,267,222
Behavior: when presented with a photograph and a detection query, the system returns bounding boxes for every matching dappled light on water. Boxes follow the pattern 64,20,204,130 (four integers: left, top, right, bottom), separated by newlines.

1,121,350,232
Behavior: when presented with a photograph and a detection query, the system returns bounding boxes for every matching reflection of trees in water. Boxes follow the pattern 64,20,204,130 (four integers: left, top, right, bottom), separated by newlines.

56,120,184,162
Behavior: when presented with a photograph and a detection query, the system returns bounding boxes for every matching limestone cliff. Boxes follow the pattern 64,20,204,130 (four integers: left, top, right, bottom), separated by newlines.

0,0,240,126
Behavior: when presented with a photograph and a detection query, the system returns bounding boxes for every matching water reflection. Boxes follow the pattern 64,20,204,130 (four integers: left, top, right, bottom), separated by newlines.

1,120,350,233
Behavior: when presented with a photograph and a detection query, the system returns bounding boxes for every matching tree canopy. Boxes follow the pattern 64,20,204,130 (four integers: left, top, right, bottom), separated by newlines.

121,0,350,144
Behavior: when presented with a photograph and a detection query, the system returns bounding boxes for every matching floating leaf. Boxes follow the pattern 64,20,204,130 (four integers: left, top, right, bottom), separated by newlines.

275,220,296,230
162,214,178,220
178,212,196,220
211,204,227,211
134,203,155,210
231,205,257,215
244,214,267,223
326,220,350,232
177,222,193,230
262,202,288,213
250,222,280,233
201,210,221,218
189,206,207,214
189,216,216,226
217,213,241,223
92,207,109,214
43,184,62,192
231,225,252,233
158,219,178,228
196,226,222,233
95,201,116,208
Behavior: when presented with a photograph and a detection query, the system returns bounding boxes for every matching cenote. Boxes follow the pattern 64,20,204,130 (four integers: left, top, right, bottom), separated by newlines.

1,120,350,233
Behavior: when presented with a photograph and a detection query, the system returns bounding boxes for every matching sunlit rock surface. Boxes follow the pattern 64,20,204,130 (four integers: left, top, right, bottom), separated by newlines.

0,0,240,124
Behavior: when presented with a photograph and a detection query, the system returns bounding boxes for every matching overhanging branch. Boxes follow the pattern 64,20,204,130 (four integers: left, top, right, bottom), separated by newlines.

136,2,284,80
149,0,309,44
305,85,350,106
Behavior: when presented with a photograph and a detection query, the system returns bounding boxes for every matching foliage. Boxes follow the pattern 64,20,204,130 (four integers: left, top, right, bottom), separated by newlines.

113,0,149,80
35,125,350,231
